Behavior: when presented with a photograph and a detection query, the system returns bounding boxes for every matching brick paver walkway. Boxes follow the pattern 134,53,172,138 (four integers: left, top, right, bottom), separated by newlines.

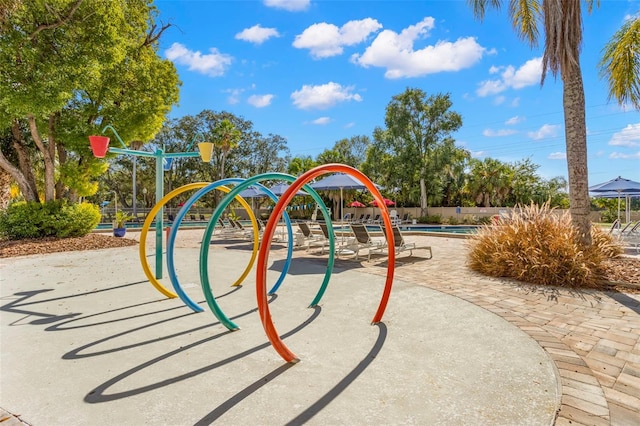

345,235,640,426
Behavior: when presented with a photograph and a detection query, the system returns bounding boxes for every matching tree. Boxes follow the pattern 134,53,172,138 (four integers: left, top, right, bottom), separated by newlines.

234,133,290,177
468,0,594,244
600,16,640,109
316,136,370,168
0,1,179,203
465,158,512,207
377,89,462,216
212,119,242,180
287,155,317,176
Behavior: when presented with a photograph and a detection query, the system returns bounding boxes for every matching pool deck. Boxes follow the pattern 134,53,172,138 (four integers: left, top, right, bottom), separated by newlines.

1,230,639,425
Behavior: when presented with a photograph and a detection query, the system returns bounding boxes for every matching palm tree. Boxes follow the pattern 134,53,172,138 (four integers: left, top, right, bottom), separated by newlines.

600,16,640,109
213,119,241,180
469,0,594,244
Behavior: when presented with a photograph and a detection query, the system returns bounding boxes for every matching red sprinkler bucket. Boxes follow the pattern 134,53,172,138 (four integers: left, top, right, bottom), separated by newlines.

89,135,110,158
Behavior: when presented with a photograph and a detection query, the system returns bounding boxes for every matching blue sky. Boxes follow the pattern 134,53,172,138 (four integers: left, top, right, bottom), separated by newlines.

155,0,640,184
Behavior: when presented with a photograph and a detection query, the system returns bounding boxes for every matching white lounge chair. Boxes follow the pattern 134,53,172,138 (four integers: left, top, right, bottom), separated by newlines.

373,225,433,259
343,223,385,261
296,222,326,250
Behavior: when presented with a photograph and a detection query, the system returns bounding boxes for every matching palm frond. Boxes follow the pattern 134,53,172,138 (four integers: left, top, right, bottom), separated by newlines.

599,16,640,109
509,0,542,46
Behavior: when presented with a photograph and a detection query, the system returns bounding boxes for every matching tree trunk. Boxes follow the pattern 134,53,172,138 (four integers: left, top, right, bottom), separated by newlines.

8,119,39,200
419,176,427,217
0,149,38,202
563,67,592,245
27,114,56,202
220,152,227,181
55,142,71,200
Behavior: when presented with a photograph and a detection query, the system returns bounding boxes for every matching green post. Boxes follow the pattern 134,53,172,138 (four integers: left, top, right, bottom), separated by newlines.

90,126,205,282
155,148,164,279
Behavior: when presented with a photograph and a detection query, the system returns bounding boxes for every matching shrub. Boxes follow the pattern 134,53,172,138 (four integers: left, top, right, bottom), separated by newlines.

0,201,101,240
417,214,442,224
466,203,622,288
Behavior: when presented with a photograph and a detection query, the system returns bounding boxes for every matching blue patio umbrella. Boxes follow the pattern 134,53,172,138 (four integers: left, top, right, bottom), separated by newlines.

269,182,308,197
237,186,266,198
309,173,370,221
590,176,640,222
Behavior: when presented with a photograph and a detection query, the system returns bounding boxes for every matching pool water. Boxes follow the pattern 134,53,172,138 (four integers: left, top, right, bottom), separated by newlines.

332,224,478,235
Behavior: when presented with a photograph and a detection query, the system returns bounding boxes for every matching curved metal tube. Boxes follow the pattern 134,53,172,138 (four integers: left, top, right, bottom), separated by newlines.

256,164,396,363
165,179,259,314
139,183,211,298
201,173,331,330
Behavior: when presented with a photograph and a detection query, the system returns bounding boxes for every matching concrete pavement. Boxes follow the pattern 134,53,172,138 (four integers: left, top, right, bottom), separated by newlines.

1,230,639,425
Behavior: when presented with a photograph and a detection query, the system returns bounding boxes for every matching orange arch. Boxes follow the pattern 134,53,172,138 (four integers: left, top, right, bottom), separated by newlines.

256,164,396,363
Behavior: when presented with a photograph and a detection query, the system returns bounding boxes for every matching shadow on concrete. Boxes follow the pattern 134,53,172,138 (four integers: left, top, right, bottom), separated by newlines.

62,294,275,360
83,306,322,403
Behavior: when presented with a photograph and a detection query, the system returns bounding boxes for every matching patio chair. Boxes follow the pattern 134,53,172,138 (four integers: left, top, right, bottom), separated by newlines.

200,214,206,221
342,212,353,222
374,225,432,259
389,210,401,226
318,222,355,255
608,218,621,234
620,221,640,253
401,213,410,223
296,222,326,250
355,214,365,223
344,223,386,261
190,214,197,221
231,219,253,239
215,218,242,236
361,214,371,223
371,214,381,224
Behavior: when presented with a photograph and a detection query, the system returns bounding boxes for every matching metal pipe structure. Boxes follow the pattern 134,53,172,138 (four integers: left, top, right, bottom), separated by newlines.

90,126,208,278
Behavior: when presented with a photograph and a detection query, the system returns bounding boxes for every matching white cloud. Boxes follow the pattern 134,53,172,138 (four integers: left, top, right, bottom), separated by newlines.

511,97,520,107
235,25,280,44
291,82,362,109
293,18,382,59
312,117,331,125
344,122,355,128
476,57,542,97
471,150,486,158
548,152,566,160
609,123,640,147
505,115,525,125
482,128,517,137
351,18,485,78
247,94,274,108
165,43,232,77
609,151,640,159
263,0,309,11
223,88,243,104
528,124,559,140
493,96,506,105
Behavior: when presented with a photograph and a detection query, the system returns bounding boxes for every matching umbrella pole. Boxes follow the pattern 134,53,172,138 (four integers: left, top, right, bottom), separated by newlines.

618,192,621,223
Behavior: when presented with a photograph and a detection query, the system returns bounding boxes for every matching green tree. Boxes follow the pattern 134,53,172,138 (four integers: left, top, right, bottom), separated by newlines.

465,157,512,207
469,0,595,244
375,89,462,215
316,135,370,168
212,119,242,180
600,16,640,109
0,1,179,203
287,155,318,176
234,133,290,177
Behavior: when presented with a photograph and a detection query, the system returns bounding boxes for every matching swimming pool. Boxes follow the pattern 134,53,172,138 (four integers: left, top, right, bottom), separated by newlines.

332,224,479,235
95,221,208,230
399,225,479,235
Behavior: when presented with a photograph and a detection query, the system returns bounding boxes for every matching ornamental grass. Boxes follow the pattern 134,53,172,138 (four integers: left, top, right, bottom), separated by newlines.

467,203,622,288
